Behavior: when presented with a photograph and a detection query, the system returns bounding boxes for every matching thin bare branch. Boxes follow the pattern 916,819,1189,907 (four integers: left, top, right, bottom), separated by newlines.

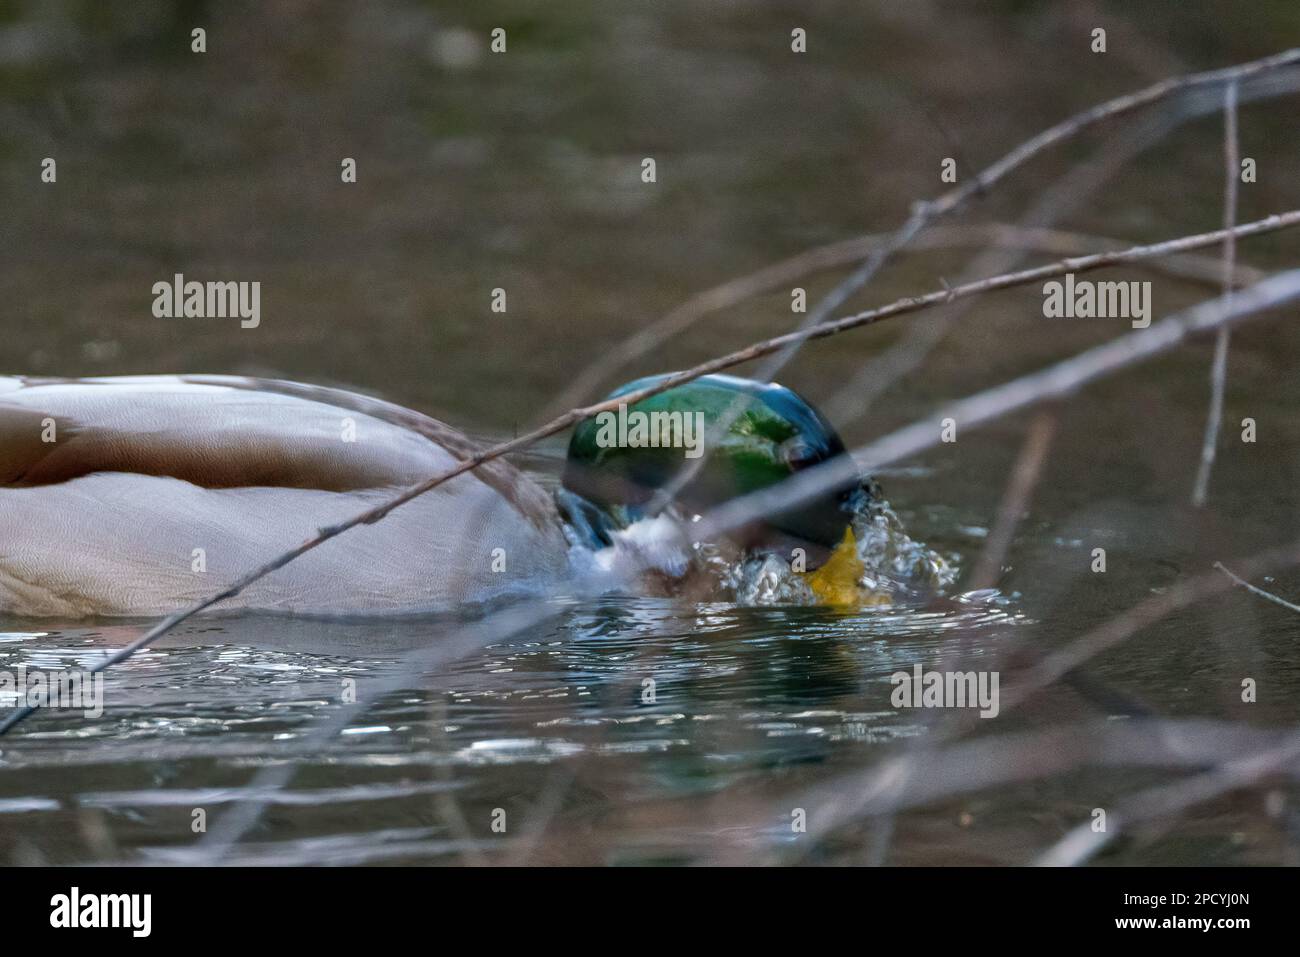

1215,561,1300,614
1192,79,1241,506
825,103,1179,423
930,48,1300,218
966,411,1058,591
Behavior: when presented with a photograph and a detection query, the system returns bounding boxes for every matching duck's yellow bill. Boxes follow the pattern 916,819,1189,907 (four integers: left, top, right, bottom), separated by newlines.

803,527,890,607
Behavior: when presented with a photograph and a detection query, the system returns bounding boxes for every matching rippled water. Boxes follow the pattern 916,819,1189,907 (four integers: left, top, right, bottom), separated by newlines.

0,489,1025,865
0,629,996,861
0,527,1008,863
5,457,1300,865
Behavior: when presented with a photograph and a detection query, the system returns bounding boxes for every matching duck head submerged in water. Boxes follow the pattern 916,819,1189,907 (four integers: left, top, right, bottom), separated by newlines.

0,373,911,617
559,373,874,568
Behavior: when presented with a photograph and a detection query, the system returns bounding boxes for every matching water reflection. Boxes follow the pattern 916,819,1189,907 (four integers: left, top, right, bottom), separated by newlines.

0,588,1021,863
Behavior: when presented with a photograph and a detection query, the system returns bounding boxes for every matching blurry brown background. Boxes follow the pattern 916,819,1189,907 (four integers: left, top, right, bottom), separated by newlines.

3,0,1296,431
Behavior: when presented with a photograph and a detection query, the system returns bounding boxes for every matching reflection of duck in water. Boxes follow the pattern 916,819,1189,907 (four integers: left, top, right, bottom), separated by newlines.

0,373,883,617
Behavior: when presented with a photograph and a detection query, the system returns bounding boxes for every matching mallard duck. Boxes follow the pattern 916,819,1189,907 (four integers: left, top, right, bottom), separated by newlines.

561,372,867,556
0,373,869,617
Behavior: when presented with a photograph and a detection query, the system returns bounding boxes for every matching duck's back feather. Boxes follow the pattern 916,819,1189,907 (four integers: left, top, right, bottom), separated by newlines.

0,375,570,616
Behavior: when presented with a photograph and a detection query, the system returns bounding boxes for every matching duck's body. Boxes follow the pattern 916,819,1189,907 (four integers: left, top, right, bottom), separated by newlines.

2,371,877,619
0,375,572,617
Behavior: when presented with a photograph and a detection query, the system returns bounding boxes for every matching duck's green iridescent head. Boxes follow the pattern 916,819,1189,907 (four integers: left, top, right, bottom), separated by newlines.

561,373,869,561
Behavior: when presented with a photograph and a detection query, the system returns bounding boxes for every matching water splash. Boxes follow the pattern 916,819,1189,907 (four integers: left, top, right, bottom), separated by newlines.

581,494,959,607
717,496,958,607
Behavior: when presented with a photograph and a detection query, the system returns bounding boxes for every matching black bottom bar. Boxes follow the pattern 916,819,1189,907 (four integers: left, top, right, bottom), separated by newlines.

2,866,1281,942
